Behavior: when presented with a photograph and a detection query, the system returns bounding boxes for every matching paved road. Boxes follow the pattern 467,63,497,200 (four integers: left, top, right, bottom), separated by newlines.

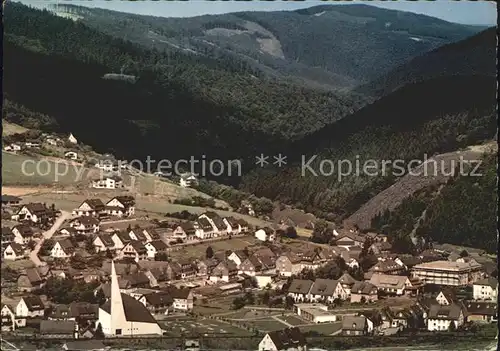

30,211,72,267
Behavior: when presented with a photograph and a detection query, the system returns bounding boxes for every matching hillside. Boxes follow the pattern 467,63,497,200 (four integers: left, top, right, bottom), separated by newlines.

3,3,364,170
356,27,497,98
48,3,481,90
241,75,497,222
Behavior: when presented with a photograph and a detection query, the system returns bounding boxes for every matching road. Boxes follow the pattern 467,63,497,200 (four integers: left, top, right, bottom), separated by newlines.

29,211,72,267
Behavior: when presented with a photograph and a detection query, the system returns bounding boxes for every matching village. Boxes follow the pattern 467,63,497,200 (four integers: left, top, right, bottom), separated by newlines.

1,183,498,350
0,130,497,351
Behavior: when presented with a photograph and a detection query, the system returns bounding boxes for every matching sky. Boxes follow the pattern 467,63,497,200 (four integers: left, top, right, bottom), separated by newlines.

16,0,497,26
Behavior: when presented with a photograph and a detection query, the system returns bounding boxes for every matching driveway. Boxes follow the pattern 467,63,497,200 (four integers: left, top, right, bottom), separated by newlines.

30,211,72,267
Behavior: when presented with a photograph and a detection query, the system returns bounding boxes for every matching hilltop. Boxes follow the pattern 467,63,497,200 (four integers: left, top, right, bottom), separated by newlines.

49,3,482,90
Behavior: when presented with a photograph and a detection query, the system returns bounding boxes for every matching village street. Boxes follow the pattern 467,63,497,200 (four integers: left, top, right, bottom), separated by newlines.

29,210,72,267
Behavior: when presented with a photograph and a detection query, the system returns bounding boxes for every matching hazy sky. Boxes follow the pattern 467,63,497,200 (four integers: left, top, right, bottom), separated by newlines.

16,0,497,25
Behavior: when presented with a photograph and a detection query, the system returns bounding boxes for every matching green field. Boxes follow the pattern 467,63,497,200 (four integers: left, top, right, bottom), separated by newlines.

279,315,307,326
299,322,343,335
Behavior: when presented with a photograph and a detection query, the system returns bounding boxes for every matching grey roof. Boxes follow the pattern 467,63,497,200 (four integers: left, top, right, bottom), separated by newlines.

63,340,106,351
351,281,378,295
465,301,497,316
23,295,45,311
474,277,498,288
81,199,105,211
288,279,314,295
338,273,357,286
309,279,340,296
267,327,307,350
40,320,75,334
428,303,463,320
342,316,367,331
101,293,159,324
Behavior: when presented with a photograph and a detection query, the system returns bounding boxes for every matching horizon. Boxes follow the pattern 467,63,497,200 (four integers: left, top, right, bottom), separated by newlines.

16,0,498,26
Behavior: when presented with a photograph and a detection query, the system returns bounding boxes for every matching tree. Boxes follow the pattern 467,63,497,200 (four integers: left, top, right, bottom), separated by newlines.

261,291,270,306
205,246,214,259
448,321,456,331
155,252,168,261
85,237,94,253
95,289,106,306
244,292,255,305
285,296,295,309
360,296,366,304
95,323,104,339
284,226,298,239
232,297,245,310
310,219,332,244
459,249,469,257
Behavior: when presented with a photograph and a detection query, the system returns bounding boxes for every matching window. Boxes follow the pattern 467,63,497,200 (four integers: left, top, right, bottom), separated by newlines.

115,329,122,335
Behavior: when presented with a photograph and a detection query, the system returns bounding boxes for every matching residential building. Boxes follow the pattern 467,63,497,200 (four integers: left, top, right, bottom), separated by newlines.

473,277,498,301
119,241,148,262
209,261,238,283
17,267,48,292
369,259,405,275
111,232,132,250
1,195,22,206
224,217,241,234
106,196,135,217
199,211,227,236
350,281,378,303
93,234,115,253
139,292,173,316
50,239,75,259
69,216,100,234
13,203,55,224
258,327,307,351
92,176,123,189
64,151,78,160
307,279,347,303
342,316,368,336
16,295,45,318
294,303,338,324
465,302,497,323
11,224,34,245
287,279,314,303
338,273,358,297
427,303,465,331
334,232,365,249
179,173,198,188
255,227,275,242
276,252,302,277
411,260,484,286
227,250,248,268
73,199,106,217
369,274,411,296
145,240,168,259
3,243,25,260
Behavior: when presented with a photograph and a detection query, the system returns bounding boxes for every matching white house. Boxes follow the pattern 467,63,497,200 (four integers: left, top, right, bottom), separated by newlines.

64,151,78,160
198,212,227,236
50,239,75,259
3,243,25,261
307,279,348,303
68,133,78,144
255,228,275,242
106,196,135,218
69,216,100,234
145,240,168,259
93,234,115,253
92,176,123,190
3,143,21,152
16,296,45,318
11,225,34,245
13,203,53,224
179,173,198,188
473,277,498,301
73,199,106,217
1,304,19,331
258,327,307,351
427,303,464,331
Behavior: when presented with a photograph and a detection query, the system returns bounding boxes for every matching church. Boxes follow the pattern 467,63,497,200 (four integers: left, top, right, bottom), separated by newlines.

97,260,163,336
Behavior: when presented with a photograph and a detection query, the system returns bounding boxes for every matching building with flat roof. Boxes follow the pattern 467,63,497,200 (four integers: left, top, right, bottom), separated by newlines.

293,303,338,324
411,260,483,286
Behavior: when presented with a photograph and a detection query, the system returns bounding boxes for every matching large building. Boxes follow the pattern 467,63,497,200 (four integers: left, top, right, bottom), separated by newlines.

411,260,483,286
97,261,163,336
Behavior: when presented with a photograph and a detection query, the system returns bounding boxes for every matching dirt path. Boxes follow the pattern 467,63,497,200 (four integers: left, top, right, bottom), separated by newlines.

1,186,52,196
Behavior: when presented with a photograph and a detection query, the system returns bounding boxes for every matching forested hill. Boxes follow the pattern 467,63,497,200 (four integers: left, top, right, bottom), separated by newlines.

3,3,364,167
356,27,497,98
241,75,497,222
47,3,482,90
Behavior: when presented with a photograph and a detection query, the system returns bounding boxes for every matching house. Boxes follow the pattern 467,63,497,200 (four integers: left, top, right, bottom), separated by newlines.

73,199,106,217
179,173,198,188
298,250,323,271
287,279,314,303
255,227,275,242
48,302,99,322
93,234,115,253
199,211,227,236
369,259,405,275
3,143,22,152
50,239,75,259
350,281,378,303
17,267,48,292
13,203,55,224
293,303,338,324
64,151,78,160
427,303,465,331
192,218,214,239
40,320,77,339
2,228,15,251
145,240,168,259
308,279,347,303
209,261,238,283
196,258,219,277
369,274,411,296
92,175,123,189
168,287,194,311
11,224,34,244
142,228,161,242
239,255,265,276
473,277,498,301
119,241,148,262
436,289,458,306
173,222,202,240
62,340,106,351
465,302,497,323
68,133,78,144
258,327,307,351
106,196,135,217
24,141,41,148
276,252,302,277
338,273,358,297
174,259,197,279
111,232,132,250
224,217,241,234
139,292,173,315
227,250,248,268
16,295,45,318
1,195,22,206
70,216,100,234
1,304,20,331
3,243,25,260
237,218,249,232
411,260,484,286
342,316,368,336
334,232,365,249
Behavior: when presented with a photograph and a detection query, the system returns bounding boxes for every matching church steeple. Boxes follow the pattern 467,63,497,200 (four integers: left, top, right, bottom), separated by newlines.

110,260,126,335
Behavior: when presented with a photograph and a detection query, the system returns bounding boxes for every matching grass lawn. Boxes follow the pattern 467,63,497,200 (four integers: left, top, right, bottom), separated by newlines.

2,259,35,270
2,121,28,136
160,318,251,336
245,319,288,332
299,322,342,335
279,315,307,326
168,236,259,259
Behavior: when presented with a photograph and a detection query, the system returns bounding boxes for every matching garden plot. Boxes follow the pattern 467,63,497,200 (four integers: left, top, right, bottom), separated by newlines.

161,318,250,336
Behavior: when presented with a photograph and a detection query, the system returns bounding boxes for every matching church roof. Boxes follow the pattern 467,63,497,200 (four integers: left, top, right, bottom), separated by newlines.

100,293,158,324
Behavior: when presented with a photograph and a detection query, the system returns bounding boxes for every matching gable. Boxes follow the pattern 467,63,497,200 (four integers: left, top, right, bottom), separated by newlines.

78,202,93,211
